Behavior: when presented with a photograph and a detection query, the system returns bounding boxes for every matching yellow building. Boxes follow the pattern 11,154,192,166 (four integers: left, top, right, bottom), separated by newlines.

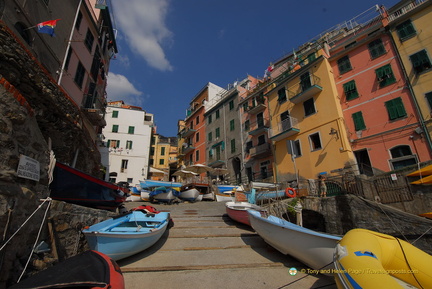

386,0,432,151
149,133,177,180
266,46,355,182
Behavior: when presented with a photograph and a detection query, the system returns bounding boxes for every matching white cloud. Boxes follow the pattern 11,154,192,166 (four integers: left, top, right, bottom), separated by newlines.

112,0,173,71
106,73,145,106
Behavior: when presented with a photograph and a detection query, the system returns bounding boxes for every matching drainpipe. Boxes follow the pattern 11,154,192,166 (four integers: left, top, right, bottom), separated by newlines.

58,0,82,85
388,28,432,155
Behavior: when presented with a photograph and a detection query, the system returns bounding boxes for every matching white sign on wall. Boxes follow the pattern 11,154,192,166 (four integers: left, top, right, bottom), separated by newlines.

17,155,40,181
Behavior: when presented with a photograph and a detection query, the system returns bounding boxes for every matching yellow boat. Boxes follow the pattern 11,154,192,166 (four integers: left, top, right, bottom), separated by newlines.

334,228,432,289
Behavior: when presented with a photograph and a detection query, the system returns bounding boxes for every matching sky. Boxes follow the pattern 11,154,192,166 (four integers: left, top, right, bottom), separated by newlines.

106,0,399,137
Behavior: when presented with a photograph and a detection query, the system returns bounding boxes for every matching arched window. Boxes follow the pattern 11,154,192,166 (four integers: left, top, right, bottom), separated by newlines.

14,22,32,45
389,145,417,170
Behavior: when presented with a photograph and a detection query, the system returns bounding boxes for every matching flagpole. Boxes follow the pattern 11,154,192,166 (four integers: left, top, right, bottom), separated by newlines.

58,0,82,85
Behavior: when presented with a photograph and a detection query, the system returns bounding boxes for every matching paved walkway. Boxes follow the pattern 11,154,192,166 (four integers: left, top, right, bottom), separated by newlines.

120,201,337,289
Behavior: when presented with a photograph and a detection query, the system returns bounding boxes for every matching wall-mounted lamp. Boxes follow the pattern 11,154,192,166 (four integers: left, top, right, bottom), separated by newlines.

329,128,339,139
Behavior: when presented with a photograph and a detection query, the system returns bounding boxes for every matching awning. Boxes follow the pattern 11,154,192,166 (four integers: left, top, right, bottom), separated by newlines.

406,164,432,177
410,174,432,185
149,167,168,175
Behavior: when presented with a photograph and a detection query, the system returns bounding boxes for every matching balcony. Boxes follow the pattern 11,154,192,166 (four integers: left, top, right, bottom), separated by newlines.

269,116,300,141
182,143,195,154
288,74,322,104
181,127,196,138
247,103,266,114
208,159,225,167
82,94,106,126
249,143,272,159
248,119,270,136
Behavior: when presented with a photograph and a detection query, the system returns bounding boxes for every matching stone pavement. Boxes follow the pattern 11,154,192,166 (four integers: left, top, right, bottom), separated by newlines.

120,201,337,289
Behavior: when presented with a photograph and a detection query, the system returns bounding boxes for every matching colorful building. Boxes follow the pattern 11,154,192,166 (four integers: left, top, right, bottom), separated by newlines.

386,0,432,153
330,4,431,174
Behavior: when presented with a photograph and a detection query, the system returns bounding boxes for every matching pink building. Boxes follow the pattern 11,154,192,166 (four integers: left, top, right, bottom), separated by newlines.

329,11,431,174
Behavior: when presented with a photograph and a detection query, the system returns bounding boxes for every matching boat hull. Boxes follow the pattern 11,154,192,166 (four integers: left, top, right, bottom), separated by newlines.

334,228,432,289
83,210,170,261
179,188,200,202
8,250,124,289
248,209,340,272
225,202,264,226
215,185,240,202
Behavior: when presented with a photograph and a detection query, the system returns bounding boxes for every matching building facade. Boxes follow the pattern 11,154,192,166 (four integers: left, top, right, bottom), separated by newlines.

100,101,154,185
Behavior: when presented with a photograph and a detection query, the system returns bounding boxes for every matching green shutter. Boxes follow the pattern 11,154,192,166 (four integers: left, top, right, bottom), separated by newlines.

112,111,118,118
352,111,366,131
385,97,406,120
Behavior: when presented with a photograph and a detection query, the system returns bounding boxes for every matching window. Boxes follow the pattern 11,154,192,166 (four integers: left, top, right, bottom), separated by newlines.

375,64,396,88
300,72,312,92
294,140,302,157
337,55,352,74
257,112,264,128
278,88,287,103
112,125,119,133
244,120,250,131
75,11,83,30
159,159,165,165
229,100,234,110
426,92,432,110
385,97,407,120
196,116,200,125
150,147,155,156
257,135,266,145
246,141,253,154
195,132,199,142
161,147,166,156
389,145,417,170
309,132,322,151
303,98,316,116
280,111,291,131
84,29,94,51
208,132,212,142
243,102,249,112
208,114,212,124
208,149,213,159
74,62,85,88
368,39,386,59
126,140,133,149
215,127,220,138
352,111,366,131
112,110,119,118
410,50,432,75
231,139,236,153
396,20,416,41
195,150,199,162
230,119,235,131
343,80,359,100
107,140,120,148
128,126,135,134
120,160,128,173
215,110,220,119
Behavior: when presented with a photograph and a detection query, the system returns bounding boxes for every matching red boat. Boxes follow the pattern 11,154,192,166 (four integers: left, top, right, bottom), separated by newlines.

8,250,125,288
225,201,266,226
50,162,128,211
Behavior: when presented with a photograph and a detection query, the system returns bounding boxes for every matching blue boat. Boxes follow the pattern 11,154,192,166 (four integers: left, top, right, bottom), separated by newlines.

140,179,182,189
82,209,171,261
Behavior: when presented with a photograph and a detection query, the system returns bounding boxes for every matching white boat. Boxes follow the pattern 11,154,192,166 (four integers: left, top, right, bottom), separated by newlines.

141,190,150,201
179,185,200,202
225,201,265,226
150,187,179,203
248,209,341,272
215,185,241,202
184,183,214,201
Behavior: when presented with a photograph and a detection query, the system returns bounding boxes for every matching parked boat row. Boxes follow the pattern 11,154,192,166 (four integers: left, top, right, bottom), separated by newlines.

224,200,432,288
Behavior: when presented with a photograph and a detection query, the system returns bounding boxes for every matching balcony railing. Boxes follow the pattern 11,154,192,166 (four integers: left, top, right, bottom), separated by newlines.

269,116,300,141
388,0,427,22
248,119,270,136
181,127,196,138
288,74,322,104
82,94,106,126
249,143,272,158
182,144,195,154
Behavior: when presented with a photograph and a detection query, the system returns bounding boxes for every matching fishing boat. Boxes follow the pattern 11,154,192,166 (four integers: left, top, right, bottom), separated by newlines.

225,201,265,226
126,186,143,202
8,250,124,289
179,184,200,202
49,162,128,211
215,185,241,202
189,183,214,201
82,207,171,261
140,179,182,189
334,228,432,289
150,186,180,203
248,209,341,272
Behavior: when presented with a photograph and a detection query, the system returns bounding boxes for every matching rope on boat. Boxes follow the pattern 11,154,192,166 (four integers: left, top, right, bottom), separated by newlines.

18,198,52,282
